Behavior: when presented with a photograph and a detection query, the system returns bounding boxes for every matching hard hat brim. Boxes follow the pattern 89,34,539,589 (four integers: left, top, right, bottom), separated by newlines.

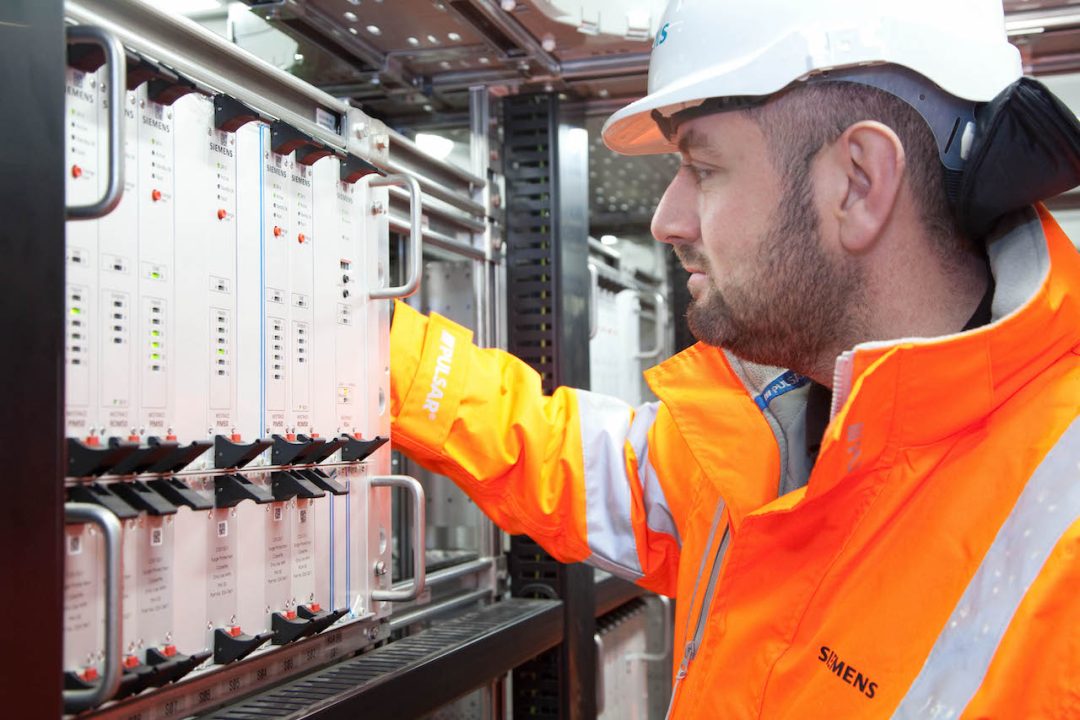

601,102,673,156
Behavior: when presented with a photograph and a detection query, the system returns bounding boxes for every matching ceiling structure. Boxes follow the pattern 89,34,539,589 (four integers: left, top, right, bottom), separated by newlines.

239,0,1080,121
224,0,1080,241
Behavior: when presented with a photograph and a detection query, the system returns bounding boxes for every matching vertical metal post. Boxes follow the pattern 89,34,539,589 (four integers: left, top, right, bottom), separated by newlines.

469,85,506,568
0,0,66,715
469,85,494,350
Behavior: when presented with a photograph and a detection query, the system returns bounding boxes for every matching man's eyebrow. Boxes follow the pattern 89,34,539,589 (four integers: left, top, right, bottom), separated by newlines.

677,130,699,156
677,129,712,158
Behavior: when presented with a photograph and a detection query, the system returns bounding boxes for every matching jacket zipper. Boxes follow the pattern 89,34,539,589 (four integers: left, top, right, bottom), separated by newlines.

665,507,731,719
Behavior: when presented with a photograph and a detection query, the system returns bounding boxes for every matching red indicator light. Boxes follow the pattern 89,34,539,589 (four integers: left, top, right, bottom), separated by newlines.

285,610,296,620
311,433,320,439
297,233,306,244
85,435,100,447
230,433,242,442
228,626,242,637
310,603,321,613
217,209,227,220
128,434,140,443
123,655,139,670
151,189,162,202
71,165,83,179
273,226,283,237
286,433,296,442
80,667,99,682
162,645,177,657
165,434,177,442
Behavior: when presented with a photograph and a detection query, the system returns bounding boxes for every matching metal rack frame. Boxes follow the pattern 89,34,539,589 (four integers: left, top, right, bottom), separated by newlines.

0,2,67,717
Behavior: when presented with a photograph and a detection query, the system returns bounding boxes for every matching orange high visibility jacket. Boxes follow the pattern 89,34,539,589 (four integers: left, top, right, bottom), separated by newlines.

390,205,1080,718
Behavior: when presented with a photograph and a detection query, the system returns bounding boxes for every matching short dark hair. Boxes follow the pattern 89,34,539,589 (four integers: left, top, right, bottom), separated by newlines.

746,82,969,262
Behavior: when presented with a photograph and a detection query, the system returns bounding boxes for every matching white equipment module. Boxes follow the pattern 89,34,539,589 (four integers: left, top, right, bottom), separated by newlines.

60,5,426,716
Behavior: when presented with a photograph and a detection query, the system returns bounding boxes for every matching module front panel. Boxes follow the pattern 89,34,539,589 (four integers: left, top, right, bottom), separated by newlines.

61,49,398,714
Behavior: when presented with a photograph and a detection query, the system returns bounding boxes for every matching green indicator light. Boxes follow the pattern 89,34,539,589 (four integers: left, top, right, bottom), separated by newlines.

151,342,160,349
151,330,160,337
151,353,161,360
70,308,81,315
151,271,161,279
218,348,226,355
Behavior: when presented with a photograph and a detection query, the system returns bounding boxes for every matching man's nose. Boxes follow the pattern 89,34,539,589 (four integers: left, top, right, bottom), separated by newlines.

651,170,698,248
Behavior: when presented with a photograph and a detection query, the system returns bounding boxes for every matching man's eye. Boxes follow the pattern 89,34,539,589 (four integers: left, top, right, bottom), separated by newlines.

682,164,714,183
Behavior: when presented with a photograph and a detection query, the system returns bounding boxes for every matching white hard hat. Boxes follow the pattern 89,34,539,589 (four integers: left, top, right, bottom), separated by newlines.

602,0,1023,156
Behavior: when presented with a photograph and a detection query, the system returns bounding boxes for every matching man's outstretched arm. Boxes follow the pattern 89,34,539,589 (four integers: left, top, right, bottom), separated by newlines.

389,300,694,596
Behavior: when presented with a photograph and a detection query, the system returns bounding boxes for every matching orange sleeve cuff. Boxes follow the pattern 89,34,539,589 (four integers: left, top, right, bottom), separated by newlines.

389,300,426,419
391,301,475,452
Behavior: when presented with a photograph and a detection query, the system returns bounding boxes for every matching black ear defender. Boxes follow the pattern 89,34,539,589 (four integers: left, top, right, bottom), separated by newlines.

955,78,1080,239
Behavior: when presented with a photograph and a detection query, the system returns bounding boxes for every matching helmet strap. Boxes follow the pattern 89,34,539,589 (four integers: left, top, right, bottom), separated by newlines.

807,65,977,176
654,65,976,205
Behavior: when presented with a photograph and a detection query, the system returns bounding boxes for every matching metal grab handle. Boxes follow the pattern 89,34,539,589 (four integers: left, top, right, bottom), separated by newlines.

594,632,606,714
588,263,599,340
634,290,669,360
66,26,126,221
368,174,423,300
626,595,674,665
63,503,123,713
370,475,426,602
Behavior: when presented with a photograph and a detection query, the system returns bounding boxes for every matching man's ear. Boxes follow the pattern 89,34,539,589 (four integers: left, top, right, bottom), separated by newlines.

825,121,906,255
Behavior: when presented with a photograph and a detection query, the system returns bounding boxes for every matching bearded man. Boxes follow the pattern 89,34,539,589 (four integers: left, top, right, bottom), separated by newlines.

388,1,1080,716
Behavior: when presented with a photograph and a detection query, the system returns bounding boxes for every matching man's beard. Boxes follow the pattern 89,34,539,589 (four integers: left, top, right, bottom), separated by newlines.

679,170,864,374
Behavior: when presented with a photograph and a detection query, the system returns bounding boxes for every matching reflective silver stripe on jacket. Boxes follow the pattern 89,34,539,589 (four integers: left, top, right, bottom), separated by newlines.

577,390,679,580
627,401,682,546
893,416,1080,719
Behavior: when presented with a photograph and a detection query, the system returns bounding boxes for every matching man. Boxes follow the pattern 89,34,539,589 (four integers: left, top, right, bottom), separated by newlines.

390,0,1080,716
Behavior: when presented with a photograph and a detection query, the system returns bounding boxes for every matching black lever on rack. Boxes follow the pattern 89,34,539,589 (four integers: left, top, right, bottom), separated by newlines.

145,437,212,475
297,434,346,464
270,120,334,166
271,611,318,645
298,604,348,635
67,437,140,478
146,71,198,106
340,434,389,463
295,468,348,495
66,483,139,520
109,438,177,477
213,628,273,665
288,436,328,465
340,155,382,183
214,474,274,508
145,477,213,511
145,648,211,687
214,94,263,133
214,435,271,470
112,660,158,701
270,471,326,502
109,480,177,516
271,434,313,467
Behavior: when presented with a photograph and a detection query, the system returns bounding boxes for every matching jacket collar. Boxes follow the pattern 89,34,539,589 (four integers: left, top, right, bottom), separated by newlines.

646,205,1080,503
644,342,789,521
810,205,1080,496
